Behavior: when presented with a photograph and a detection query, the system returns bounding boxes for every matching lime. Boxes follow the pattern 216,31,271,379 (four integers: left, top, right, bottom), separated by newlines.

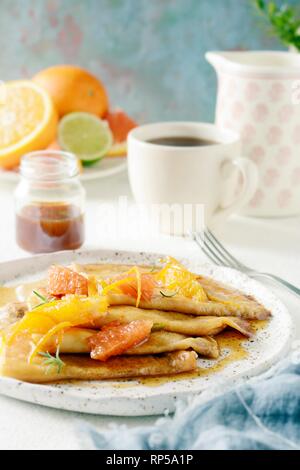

58,112,113,166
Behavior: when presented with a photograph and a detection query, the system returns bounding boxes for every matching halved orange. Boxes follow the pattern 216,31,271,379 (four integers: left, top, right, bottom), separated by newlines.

0,80,58,169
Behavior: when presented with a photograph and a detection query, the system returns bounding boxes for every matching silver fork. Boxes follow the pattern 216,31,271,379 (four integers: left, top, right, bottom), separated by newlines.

192,229,300,298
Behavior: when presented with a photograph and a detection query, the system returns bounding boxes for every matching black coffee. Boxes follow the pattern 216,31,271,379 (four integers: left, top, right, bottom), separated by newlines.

147,136,217,147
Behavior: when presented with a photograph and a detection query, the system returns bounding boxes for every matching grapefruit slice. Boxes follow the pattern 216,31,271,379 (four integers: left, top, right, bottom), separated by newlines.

105,110,137,157
88,320,153,361
118,273,156,302
48,265,88,296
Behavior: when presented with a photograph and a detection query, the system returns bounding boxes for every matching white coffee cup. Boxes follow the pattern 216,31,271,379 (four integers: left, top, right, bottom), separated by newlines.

128,122,258,233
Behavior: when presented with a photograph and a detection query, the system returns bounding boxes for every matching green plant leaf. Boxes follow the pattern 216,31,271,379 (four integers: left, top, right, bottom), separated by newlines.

253,0,300,51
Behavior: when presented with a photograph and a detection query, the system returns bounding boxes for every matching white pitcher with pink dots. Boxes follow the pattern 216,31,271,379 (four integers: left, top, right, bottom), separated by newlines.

206,51,300,217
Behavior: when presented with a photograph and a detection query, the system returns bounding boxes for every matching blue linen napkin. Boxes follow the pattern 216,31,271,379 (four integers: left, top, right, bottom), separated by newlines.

77,358,300,450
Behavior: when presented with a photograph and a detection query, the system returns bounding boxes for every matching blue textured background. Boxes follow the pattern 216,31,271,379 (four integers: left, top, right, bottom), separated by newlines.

0,0,297,122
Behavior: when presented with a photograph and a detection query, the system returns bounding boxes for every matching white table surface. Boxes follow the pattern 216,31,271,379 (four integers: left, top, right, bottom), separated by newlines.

0,171,300,450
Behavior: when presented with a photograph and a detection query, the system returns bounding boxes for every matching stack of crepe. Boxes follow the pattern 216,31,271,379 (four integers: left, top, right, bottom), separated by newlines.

0,258,270,383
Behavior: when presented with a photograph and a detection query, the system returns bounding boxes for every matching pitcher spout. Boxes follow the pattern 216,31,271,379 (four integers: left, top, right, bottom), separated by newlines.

205,51,233,72
206,50,300,78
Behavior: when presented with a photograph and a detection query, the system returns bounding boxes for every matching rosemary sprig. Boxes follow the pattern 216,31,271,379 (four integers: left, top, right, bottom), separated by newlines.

32,290,50,309
151,323,166,332
254,0,300,51
38,347,65,374
33,290,48,302
149,266,158,273
160,289,179,298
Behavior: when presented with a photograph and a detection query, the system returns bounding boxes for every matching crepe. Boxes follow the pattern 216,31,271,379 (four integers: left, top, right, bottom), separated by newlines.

0,344,198,383
34,328,219,359
75,263,270,320
126,331,219,358
102,306,253,337
0,300,253,339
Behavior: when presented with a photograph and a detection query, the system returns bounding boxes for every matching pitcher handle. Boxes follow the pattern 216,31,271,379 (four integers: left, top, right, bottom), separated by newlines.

210,158,258,229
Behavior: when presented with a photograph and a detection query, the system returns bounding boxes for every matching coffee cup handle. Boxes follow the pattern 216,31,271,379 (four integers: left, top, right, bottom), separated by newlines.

210,157,258,229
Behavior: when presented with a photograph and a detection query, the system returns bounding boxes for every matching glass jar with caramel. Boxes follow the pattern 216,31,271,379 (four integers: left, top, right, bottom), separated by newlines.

15,151,85,253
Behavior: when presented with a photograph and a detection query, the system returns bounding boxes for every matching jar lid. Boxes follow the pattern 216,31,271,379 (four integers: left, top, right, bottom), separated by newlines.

20,150,79,181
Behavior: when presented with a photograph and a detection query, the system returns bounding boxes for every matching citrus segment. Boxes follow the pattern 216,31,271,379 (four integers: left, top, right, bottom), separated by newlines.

48,265,88,296
100,270,156,303
7,295,108,347
155,257,207,302
88,320,153,361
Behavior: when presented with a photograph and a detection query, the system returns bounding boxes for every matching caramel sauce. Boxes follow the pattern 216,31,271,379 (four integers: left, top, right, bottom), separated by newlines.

138,320,268,387
137,331,247,387
16,203,84,253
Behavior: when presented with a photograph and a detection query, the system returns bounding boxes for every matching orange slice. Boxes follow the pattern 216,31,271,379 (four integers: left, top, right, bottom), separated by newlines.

7,295,108,346
155,257,207,302
0,80,58,169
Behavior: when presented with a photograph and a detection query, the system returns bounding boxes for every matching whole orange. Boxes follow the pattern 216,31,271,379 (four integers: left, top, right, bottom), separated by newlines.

32,65,109,118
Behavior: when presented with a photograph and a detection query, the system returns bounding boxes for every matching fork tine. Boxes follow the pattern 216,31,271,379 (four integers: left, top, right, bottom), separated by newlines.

203,239,227,266
193,232,224,266
205,229,245,269
202,246,223,266
204,229,240,268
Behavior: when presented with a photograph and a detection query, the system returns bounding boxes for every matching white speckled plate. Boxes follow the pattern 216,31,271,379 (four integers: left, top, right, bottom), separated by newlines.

0,157,127,183
0,249,293,416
